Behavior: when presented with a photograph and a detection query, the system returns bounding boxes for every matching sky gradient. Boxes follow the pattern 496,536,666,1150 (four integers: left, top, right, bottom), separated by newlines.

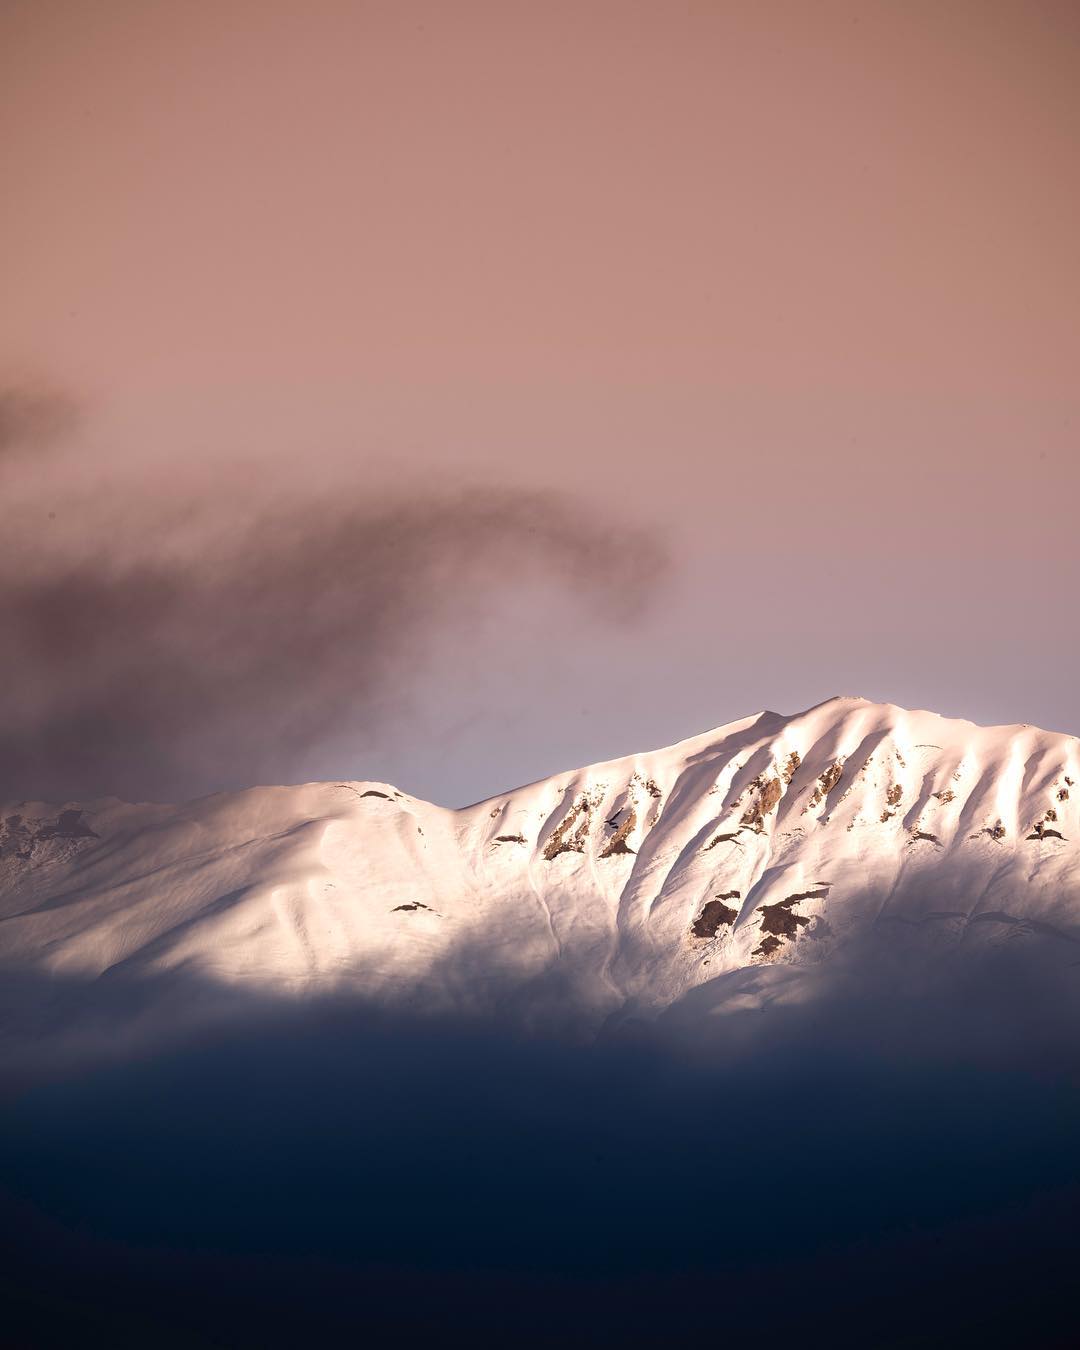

2,0,1078,805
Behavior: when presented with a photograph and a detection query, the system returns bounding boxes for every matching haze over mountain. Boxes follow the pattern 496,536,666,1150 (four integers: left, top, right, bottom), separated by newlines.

5,694,1078,1064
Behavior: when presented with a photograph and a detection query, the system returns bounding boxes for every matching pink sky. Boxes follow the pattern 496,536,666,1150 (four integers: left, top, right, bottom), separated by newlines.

2,0,1078,803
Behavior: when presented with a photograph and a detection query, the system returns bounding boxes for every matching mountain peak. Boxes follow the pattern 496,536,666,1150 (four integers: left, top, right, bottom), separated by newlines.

2,698,1078,1055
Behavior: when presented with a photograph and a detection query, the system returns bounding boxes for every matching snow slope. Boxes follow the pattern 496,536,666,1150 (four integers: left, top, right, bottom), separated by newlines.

3,696,1079,1042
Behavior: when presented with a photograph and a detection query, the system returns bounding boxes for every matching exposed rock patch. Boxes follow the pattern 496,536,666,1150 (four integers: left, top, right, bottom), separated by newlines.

543,788,606,861
1,808,98,861
752,893,820,957
780,887,830,906
1,814,35,860
741,776,783,830
806,762,844,811
601,807,637,857
691,893,741,939
1025,805,1066,842
703,830,745,851
39,809,98,840
971,821,1006,842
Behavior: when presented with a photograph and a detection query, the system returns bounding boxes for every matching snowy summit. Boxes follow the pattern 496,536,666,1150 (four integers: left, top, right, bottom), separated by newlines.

3,696,1079,1051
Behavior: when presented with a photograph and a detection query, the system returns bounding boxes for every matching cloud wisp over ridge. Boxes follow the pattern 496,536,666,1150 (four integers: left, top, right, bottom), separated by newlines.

0,386,669,804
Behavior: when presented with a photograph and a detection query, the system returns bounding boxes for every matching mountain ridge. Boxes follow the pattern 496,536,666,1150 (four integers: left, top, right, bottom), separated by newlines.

2,696,1079,1053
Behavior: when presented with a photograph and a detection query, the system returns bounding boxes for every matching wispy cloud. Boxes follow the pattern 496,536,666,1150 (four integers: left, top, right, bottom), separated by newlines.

0,384,80,459
0,384,669,802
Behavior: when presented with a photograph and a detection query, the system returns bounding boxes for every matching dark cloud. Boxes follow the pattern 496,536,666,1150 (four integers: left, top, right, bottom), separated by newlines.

2,951,1079,1346
0,384,80,458
0,399,669,802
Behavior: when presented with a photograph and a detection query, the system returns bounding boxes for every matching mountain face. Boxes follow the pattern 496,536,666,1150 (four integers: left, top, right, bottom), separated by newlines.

2,696,1079,1050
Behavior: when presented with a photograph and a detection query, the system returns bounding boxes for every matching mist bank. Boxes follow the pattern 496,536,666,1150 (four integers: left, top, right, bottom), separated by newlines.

3,951,1080,1346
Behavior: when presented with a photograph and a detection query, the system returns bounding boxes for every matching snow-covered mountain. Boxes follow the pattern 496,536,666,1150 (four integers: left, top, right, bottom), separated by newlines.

3,696,1079,1047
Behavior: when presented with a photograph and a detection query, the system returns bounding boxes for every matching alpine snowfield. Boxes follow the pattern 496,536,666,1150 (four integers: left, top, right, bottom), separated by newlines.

3,695,1079,1047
